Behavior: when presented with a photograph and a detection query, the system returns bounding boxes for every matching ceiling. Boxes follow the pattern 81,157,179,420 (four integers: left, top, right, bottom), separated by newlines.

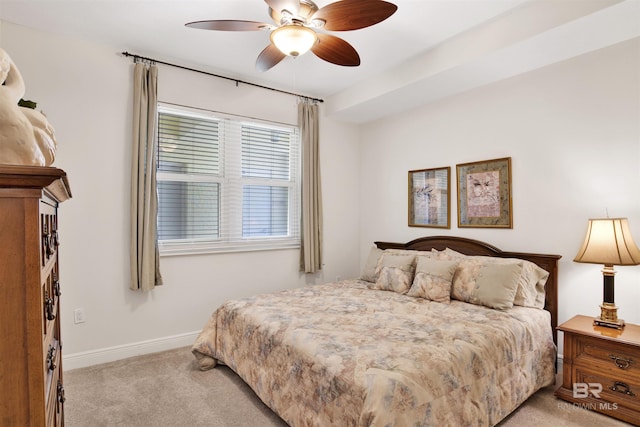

1,0,639,123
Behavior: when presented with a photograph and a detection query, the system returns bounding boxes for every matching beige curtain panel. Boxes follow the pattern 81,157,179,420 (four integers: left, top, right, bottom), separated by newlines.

299,100,323,273
130,62,163,291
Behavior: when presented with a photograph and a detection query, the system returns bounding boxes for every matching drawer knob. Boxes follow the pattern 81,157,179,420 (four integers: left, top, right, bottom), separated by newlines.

609,354,633,369
610,381,636,397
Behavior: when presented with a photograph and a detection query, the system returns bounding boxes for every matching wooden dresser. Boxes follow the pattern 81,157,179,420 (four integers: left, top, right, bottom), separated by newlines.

0,165,72,426
556,314,640,425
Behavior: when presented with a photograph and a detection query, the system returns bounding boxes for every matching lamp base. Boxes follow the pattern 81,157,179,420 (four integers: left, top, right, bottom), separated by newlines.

594,317,625,329
594,303,625,329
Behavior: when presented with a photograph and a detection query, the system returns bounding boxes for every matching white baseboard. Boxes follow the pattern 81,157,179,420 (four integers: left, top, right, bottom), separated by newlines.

63,331,200,370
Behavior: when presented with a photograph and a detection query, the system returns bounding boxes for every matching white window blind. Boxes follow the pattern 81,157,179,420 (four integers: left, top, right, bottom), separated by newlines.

156,104,300,255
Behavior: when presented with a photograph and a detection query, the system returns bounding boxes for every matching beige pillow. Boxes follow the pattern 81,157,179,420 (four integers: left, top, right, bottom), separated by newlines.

371,254,415,294
513,262,549,309
407,257,458,303
434,248,549,309
452,259,522,310
442,248,465,258
385,248,433,257
361,247,384,282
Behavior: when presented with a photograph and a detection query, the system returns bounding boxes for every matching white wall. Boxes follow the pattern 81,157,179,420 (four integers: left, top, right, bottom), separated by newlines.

358,39,640,354
0,21,361,367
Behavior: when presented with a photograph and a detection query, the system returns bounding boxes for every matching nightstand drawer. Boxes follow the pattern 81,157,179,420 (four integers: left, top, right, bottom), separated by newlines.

575,334,640,378
575,366,640,412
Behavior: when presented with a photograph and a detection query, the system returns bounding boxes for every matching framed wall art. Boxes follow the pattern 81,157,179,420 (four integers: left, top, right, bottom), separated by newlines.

456,157,512,228
408,166,450,228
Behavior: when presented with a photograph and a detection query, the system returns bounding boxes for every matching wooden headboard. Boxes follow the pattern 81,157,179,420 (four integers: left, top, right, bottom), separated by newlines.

375,236,562,344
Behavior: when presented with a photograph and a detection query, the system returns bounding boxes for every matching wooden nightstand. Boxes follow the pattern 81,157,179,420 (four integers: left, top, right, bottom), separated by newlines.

556,315,640,425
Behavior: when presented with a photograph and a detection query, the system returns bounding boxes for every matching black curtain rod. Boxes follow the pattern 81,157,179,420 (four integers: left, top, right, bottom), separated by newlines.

121,51,324,103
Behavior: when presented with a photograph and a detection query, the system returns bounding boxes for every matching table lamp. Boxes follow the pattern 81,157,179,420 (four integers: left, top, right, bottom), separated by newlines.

574,217,640,329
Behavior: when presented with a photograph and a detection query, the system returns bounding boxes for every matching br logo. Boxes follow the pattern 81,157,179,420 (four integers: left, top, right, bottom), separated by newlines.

573,382,602,398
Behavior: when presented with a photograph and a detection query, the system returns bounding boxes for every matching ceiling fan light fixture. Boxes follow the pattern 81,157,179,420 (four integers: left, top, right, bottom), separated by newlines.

270,25,317,57
188,0,397,70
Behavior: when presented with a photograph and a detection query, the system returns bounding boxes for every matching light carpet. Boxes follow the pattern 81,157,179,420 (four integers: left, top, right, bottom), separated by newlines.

63,347,632,426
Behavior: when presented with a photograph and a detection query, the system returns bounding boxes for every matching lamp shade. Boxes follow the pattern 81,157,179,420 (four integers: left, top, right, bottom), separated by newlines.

270,25,317,57
574,218,640,266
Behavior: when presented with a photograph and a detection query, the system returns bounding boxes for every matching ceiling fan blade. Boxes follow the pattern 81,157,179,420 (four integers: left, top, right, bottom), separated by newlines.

264,0,300,16
314,0,397,31
256,44,287,72
311,33,360,67
185,20,271,31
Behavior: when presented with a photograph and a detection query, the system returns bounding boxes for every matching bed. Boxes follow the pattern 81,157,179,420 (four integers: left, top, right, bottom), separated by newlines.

192,236,561,426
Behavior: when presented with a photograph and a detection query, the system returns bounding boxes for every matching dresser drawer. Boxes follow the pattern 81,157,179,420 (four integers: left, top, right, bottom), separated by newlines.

574,334,640,379
46,362,65,427
46,334,64,427
575,366,640,412
44,336,61,391
45,339,61,408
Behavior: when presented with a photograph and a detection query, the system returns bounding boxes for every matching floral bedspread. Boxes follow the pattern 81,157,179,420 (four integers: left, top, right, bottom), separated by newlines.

192,280,556,426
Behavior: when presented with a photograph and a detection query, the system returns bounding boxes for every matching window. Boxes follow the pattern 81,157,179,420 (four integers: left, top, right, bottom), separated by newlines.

156,104,300,255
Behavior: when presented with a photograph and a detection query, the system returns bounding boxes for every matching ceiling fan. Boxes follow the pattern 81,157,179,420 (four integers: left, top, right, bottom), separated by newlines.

185,0,398,72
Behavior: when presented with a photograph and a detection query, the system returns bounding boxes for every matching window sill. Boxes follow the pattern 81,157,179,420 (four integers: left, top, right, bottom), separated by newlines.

159,239,300,257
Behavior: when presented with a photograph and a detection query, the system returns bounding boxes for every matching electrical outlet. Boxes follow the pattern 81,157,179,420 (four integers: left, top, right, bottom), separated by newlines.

74,308,86,324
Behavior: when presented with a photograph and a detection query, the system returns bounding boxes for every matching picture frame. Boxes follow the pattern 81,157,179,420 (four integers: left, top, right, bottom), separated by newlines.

456,157,512,228
408,166,451,228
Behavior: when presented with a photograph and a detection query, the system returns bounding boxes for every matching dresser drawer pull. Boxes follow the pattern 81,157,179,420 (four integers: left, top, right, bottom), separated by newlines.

52,229,59,248
46,345,57,371
53,272,62,297
609,354,633,369
45,292,56,321
42,223,49,254
610,381,636,397
57,381,66,412
42,224,55,257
